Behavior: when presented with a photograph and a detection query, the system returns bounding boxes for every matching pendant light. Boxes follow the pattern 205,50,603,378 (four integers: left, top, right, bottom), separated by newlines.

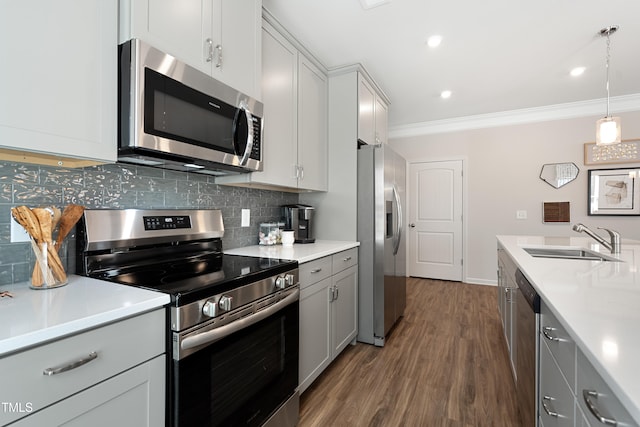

595,25,621,146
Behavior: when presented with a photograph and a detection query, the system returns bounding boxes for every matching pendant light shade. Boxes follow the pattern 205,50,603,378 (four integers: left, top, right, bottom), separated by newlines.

596,116,621,145
596,26,621,146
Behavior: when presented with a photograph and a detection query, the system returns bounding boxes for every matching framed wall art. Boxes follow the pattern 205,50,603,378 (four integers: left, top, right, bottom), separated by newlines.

588,167,640,216
584,139,640,165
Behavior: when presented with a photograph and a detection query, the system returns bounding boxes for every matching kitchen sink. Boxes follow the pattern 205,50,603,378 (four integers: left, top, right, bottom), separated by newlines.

523,247,620,262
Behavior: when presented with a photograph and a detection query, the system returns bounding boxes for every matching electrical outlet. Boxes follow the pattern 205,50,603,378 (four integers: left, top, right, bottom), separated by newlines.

241,209,250,227
516,210,527,220
10,213,30,242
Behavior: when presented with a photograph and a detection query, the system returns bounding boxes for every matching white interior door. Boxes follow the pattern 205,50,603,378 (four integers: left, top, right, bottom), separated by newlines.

408,160,463,281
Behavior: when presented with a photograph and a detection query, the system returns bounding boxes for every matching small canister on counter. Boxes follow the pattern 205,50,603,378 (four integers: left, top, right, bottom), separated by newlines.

259,222,279,245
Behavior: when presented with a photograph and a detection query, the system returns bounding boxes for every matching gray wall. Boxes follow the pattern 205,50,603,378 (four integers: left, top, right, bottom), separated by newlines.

390,110,640,285
0,161,297,285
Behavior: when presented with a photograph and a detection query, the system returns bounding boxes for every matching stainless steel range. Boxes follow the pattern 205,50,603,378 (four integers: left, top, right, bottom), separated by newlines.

76,209,300,427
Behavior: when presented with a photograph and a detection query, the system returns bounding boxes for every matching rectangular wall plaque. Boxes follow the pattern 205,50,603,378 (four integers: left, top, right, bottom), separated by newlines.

543,201,570,223
584,140,640,165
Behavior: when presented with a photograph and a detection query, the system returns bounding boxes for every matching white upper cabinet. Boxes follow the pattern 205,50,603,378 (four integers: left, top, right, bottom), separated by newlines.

253,22,299,189
120,0,262,100
0,0,117,167
358,77,376,145
358,73,388,145
375,96,389,145
218,17,327,192
297,54,328,192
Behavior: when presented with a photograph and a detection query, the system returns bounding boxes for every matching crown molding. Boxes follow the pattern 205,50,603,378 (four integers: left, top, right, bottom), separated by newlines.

388,94,640,139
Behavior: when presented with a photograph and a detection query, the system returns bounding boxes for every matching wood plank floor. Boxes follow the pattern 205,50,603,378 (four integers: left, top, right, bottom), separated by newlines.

298,277,519,427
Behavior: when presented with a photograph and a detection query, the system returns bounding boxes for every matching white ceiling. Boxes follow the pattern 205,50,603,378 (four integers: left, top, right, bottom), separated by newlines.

262,0,640,134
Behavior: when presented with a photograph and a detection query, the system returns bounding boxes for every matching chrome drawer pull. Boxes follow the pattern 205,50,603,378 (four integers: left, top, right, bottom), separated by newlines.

43,351,98,376
542,326,561,342
542,395,559,417
342,256,352,262
310,268,322,274
583,389,617,426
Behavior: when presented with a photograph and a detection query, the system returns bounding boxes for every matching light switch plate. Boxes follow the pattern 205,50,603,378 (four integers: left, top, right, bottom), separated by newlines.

10,213,30,242
241,209,250,227
516,210,527,220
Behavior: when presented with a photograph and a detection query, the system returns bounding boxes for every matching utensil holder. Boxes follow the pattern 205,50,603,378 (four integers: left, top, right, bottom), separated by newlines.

281,231,295,247
30,238,68,289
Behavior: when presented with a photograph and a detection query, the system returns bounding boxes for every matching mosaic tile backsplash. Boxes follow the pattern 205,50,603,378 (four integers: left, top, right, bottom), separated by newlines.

0,161,298,285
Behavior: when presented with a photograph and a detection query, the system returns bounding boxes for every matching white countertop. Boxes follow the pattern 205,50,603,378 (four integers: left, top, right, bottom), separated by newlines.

497,235,640,423
225,240,359,263
0,275,169,357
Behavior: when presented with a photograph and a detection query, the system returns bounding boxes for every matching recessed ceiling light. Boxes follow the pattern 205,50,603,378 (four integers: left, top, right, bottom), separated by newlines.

359,0,390,10
427,35,442,48
570,67,586,77
440,90,452,99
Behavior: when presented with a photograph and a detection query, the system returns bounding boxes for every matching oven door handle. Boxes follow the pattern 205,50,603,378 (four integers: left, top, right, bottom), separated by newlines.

181,289,299,351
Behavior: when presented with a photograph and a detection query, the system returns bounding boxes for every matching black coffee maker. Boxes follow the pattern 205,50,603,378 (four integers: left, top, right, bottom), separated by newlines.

282,204,315,243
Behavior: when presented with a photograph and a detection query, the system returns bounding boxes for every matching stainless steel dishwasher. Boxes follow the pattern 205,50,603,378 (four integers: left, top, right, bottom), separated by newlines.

515,269,540,426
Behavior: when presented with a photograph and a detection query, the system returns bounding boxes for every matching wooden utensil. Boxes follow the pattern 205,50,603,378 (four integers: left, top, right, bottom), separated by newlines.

11,206,42,241
11,206,55,286
56,204,85,248
32,207,62,285
12,206,41,285
32,207,67,285
49,206,62,236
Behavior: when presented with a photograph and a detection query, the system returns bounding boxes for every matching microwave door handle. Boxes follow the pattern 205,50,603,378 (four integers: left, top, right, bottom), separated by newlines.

236,102,254,166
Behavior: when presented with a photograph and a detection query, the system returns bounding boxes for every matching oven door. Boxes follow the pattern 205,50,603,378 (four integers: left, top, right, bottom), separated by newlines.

171,294,299,427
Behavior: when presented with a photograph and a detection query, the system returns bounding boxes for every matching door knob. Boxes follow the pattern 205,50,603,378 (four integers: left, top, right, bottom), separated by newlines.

409,223,416,228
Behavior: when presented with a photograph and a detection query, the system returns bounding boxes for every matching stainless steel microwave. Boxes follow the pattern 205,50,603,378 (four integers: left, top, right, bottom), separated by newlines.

118,39,263,175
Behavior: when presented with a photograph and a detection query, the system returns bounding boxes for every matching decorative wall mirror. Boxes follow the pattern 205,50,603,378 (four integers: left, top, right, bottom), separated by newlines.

540,163,579,188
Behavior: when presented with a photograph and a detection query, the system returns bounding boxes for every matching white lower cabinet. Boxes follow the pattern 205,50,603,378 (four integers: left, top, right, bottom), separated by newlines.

331,265,357,357
299,274,332,394
540,338,575,426
497,245,517,379
539,299,639,427
299,248,357,394
0,309,166,426
577,348,639,427
12,355,165,427
539,300,577,427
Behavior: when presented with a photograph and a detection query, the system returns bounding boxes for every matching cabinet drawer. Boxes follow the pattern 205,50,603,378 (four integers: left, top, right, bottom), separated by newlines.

540,302,576,391
539,338,575,427
332,248,358,274
12,355,165,427
300,256,332,289
0,309,165,425
577,348,639,427
299,277,331,394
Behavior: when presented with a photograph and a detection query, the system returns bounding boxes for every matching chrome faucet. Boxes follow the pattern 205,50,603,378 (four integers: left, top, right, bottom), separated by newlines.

572,223,621,254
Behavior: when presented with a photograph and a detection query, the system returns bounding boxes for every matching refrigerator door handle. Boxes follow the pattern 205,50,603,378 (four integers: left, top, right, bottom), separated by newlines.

392,184,403,256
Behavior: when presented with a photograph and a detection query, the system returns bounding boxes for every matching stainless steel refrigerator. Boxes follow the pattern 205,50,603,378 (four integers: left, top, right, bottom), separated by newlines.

357,143,407,347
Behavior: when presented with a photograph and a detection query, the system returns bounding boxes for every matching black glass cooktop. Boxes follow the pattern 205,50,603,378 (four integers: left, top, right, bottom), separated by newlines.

86,251,297,306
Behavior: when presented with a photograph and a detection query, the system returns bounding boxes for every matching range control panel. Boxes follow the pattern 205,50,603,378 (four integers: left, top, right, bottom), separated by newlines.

143,215,192,230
